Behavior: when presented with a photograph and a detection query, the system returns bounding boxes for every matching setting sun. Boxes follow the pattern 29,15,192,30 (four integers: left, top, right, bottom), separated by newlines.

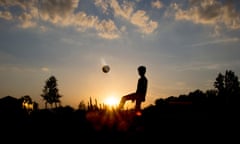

105,96,119,107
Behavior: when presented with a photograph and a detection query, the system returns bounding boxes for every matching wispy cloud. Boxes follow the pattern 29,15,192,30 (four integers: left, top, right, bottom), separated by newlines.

41,67,50,72
176,62,221,72
191,37,239,47
0,65,37,73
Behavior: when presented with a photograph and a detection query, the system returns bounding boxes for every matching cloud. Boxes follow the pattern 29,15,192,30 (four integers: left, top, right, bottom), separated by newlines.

0,0,38,28
0,11,13,20
0,0,120,39
96,19,120,39
108,0,158,34
38,0,78,24
0,0,158,38
220,1,240,29
72,12,99,30
130,10,158,34
39,0,121,39
94,0,110,14
151,0,163,9
72,12,120,39
110,0,134,20
18,12,37,28
171,0,240,30
0,0,27,9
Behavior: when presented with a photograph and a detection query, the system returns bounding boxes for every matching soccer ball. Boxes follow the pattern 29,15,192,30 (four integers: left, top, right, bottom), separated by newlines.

102,65,110,73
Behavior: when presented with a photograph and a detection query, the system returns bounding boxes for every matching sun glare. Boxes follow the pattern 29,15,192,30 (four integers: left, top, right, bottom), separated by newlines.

105,96,119,107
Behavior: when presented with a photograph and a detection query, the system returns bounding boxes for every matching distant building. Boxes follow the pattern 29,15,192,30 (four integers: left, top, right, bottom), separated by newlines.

0,95,22,115
0,95,21,109
0,95,38,115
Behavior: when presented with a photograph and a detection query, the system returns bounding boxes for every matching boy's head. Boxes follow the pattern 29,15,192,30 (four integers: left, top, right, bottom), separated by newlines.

138,66,146,76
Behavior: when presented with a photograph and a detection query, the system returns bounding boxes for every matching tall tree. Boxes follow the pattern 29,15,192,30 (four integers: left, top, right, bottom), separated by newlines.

214,70,240,105
41,75,62,109
214,73,225,96
224,70,240,105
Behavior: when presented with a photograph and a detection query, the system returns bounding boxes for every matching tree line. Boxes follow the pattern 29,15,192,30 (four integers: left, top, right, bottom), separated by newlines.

154,69,240,109
11,69,240,112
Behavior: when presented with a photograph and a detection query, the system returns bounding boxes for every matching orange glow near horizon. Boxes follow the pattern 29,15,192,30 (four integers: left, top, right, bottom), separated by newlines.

104,95,119,107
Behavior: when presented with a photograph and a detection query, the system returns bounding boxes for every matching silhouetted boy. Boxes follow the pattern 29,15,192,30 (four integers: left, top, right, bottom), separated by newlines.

119,66,148,112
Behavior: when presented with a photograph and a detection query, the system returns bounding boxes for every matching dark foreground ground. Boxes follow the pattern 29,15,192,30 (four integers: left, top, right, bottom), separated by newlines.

0,104,239,143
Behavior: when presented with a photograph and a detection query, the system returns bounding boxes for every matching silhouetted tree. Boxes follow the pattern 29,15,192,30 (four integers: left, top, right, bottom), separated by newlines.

205,89,218,104
205,89,217,98
188,89,206,105
19,95,32,108
214,70,240,106
214,73,225,99
19,95,33,113
78,100,86,110
41,75,62,109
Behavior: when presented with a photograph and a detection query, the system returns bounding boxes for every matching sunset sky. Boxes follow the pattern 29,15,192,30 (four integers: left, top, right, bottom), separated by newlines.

0,0,240,109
